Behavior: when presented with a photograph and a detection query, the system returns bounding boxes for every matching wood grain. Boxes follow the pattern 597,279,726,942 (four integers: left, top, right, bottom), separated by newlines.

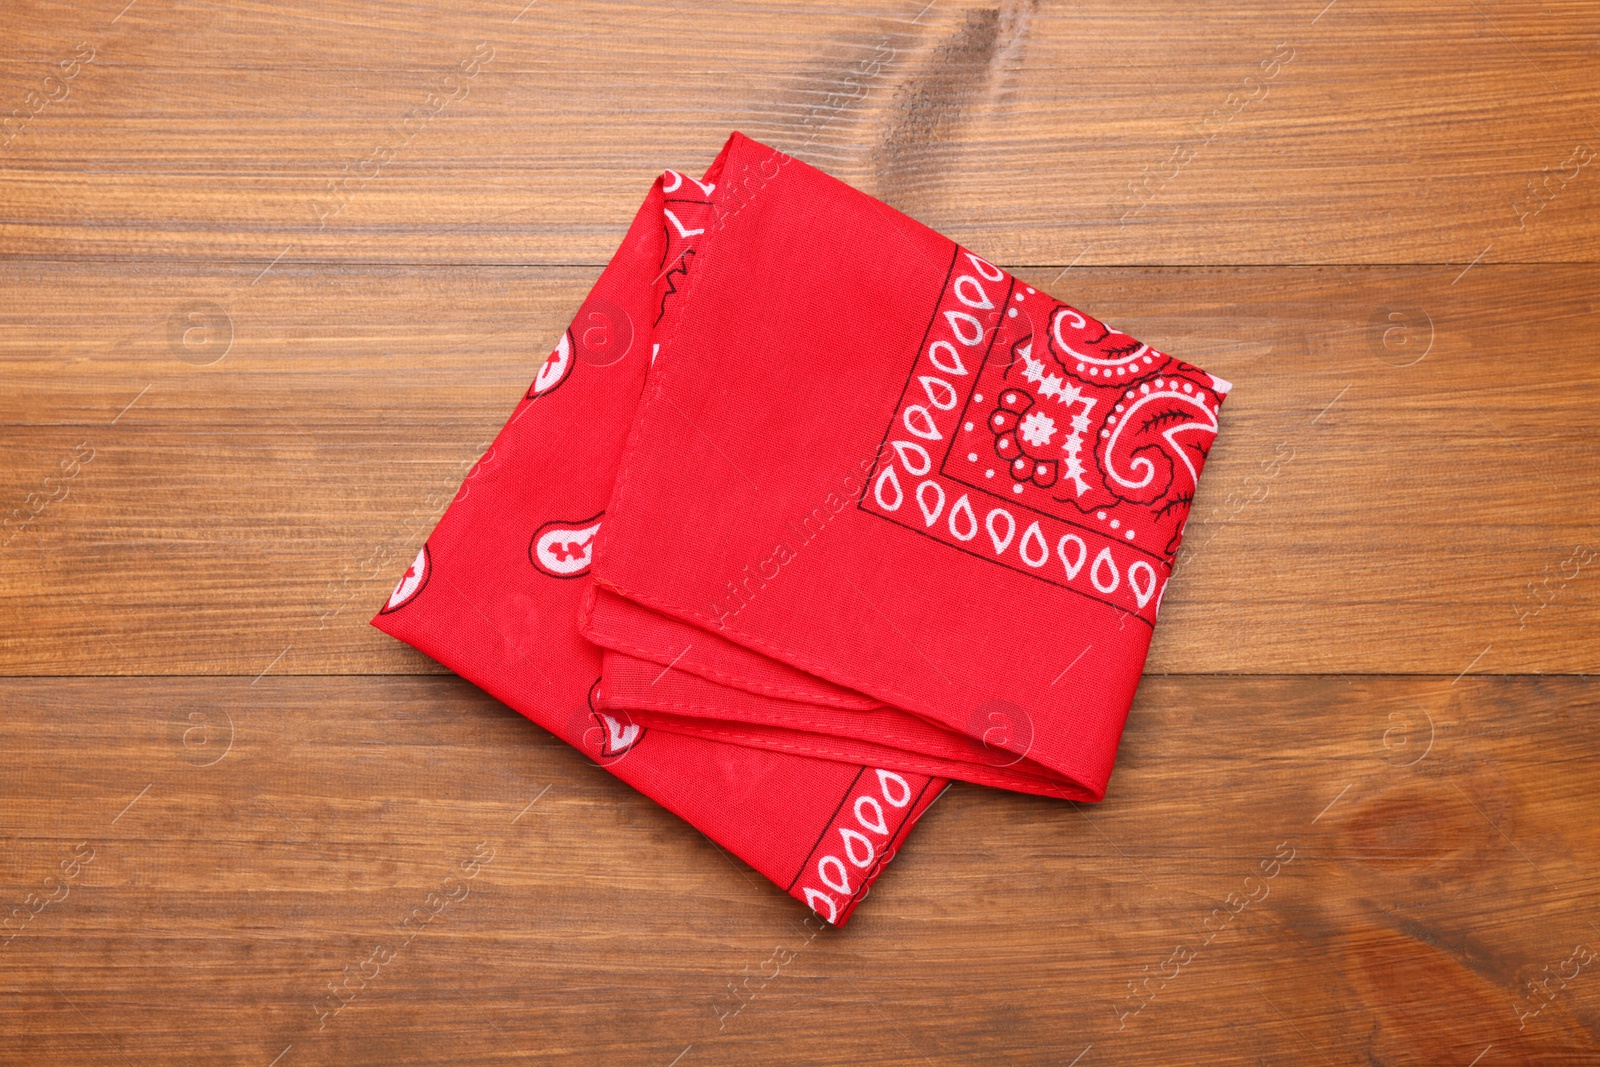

1,261,1595,675
1,1,1597,265
2,676,1596,1065
2,0,1597,1063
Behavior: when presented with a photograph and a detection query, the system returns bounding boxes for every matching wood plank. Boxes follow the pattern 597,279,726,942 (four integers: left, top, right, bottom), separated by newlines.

1,674,1595,1065
1,0,1596,265
1,261,1596,675
3,0,1595,1064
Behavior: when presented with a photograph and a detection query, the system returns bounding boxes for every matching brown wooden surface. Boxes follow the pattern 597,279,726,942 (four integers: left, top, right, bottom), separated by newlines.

2,0,1596,1063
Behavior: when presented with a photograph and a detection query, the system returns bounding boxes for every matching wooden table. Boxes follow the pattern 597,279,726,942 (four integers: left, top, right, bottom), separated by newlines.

4,1,1597,1063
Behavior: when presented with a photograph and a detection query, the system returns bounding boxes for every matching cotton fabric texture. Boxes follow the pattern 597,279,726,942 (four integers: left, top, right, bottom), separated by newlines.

374,132,1229,925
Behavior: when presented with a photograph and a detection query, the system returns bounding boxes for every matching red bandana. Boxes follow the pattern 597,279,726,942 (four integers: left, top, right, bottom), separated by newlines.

375,133,1228,925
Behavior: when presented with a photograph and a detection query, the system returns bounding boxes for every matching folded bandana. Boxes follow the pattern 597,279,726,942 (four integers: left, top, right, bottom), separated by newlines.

375,132,1228,923
374,140,944,926
583,133,1229,804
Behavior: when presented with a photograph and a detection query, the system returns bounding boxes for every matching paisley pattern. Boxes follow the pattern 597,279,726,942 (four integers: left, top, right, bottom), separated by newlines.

526,329,574,399
1049,305,1163,383
861,247,1228,623
529,513,604,578
975,299,1228,562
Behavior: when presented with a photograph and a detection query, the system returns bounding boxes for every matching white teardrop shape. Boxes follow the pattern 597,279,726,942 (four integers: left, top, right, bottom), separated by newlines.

818,855,852,895
1128,560,1158,608
965,251,1005,281
1091,546,1121,593
891,439,932,476
986,508,1016,555
874,465,903,511
839,827,876,868
385,545,429,611
953,275,995,310
928,339,967,376
919,375,959,411
947,494,978,541
854,795,888,835
944,310,985,346
531,331,573,396
1057,534,1087,579
876,769,912,807
902,405,941,441
1020,521,1049,567
916,479,945,527
803,887,837,924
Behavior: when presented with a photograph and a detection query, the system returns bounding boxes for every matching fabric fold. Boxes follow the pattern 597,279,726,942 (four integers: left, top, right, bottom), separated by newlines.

374,131,1229,925
585,132,1229,805
373,138,945,926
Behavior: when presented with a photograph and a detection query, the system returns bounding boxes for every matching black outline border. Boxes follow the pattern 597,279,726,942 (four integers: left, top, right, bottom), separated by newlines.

787,768,931,898
855,243,961,508
787,767,865,892
378,542,432,615
790,767,934,921
526,328,576,400
939,305,1168,569
854,255,1160,628
587,677,645,759
529,511,604,579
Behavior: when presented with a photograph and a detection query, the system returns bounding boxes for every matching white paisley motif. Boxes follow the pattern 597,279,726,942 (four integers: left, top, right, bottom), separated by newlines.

1102,386,1217,494
1052,306,1152,377
1019,343,1097,496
